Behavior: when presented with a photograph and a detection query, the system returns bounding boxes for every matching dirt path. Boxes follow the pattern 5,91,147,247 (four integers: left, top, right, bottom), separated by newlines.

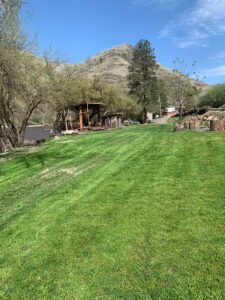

151,117,170,124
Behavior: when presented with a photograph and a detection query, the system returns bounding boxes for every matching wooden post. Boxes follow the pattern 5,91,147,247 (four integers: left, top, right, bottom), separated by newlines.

65,110,68,131
210,120,224,131
98,106,102,128
87,102,90,129
79,109,83,131
118,116,121,128
70,115,73,130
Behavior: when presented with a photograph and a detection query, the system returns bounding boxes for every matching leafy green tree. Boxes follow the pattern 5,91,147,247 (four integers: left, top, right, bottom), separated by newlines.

128,39,157,123
199,83,225,108
44,74,141,130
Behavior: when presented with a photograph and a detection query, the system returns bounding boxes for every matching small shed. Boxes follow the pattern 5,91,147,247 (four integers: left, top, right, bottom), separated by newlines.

104,113,123,129
164,106,176,117
147,112,153,122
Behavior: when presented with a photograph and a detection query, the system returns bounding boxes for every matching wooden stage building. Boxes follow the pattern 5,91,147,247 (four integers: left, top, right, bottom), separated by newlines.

58,102,106,132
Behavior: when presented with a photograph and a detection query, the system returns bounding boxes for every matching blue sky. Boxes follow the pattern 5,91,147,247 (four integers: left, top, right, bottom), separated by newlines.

23,0,225,84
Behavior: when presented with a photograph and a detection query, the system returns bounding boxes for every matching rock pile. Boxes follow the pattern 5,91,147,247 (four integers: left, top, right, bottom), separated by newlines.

174,110,225,132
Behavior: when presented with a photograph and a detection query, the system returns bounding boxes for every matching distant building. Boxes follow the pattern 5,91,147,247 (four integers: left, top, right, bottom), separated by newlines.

57,102,106,132
164,106,177,117
105,113,123,129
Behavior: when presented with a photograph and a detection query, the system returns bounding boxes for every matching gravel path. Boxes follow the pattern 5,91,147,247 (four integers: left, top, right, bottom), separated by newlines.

151,117,170,124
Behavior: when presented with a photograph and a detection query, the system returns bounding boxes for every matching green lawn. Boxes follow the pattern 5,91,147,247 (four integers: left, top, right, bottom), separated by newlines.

0,125,225,299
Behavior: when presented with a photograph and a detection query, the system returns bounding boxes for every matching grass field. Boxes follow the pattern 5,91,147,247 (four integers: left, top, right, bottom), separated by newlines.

0,125,225,299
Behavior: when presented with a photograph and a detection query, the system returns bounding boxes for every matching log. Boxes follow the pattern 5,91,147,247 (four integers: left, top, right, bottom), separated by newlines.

210,120,224,131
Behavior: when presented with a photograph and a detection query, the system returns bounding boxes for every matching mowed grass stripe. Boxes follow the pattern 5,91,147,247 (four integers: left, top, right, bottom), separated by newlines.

0,125,225,299
0,127,149,229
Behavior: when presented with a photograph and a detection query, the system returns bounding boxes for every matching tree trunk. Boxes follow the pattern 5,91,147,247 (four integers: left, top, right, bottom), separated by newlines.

159,95,162,118
17,130,25,146
210,120,224,131
18,102,42,146
179,103,183,117
0,126,13,153
53,111,63,134
1,102,21,148
0,138,6,153
3,125,19,148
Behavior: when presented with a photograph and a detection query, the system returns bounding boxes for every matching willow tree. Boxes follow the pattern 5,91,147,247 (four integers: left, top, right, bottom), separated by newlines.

0,0,23,150
128,39,157,123
0,0,59,152
167,58,200,116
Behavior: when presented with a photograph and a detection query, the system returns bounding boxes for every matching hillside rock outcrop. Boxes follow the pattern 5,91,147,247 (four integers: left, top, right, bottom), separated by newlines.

73,43,207,92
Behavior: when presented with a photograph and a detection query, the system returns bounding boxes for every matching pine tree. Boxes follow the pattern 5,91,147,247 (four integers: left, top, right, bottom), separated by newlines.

128,39,157,123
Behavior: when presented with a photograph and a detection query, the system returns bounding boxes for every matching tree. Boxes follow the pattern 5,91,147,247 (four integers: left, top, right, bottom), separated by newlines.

0,1,59,151
167,58,200,117
199,83,225,108
154,79,168,117
0,0,24,151
44,73,141,132
128,39,157,123
43,69,90,132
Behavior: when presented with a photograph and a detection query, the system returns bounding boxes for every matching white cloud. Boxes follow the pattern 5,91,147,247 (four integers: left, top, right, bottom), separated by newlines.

172,38,207,49
160,0,225,48
132,0,180,9
216,51,225,60
200,64,225,77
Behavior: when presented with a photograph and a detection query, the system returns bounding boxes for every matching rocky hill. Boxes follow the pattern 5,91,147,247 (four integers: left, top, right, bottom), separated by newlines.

74,44,133,91
73,43,207,92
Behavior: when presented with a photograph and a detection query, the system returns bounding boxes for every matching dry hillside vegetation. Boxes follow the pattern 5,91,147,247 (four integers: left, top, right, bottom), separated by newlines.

71,43,207,92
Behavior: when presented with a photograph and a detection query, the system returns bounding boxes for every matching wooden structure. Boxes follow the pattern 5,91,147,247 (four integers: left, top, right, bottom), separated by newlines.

104,113,123,129
62,102,106,131
210,120,224,131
